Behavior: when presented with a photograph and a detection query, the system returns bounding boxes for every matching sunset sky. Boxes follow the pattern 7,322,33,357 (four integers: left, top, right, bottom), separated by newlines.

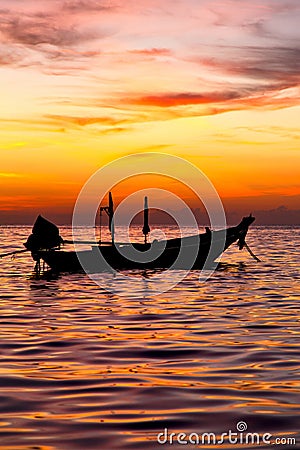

0,0,299,224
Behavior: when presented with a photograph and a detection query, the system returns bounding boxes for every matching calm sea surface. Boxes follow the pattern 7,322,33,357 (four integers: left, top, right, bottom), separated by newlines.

0,226,299,450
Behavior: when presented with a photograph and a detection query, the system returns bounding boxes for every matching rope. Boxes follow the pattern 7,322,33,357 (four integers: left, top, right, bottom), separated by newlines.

244,241,261,262
0,248,28,259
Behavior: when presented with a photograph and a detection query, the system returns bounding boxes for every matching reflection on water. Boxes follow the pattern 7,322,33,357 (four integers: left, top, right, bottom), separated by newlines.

0,226,299,449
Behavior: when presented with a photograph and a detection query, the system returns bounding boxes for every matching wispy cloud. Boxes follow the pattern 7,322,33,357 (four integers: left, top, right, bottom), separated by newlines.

45,114,127,127
126,91,240,107
62,0,115,13
128,47,171,56
0,0,299,119
0,172,24,178
44,114,132,133
0,3,110,70
198,45,300,86
118,84,299,120
0,13,95,47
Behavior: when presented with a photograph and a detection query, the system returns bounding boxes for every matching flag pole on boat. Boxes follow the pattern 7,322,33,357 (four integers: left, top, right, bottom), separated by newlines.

142,196,150,244
99,191,114,244
108,191,114,244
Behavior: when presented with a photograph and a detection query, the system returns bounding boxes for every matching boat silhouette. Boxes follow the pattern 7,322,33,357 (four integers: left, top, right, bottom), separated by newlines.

23,193,256,273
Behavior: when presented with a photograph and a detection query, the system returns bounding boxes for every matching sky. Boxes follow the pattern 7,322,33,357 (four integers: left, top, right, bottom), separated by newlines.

0,0,299,224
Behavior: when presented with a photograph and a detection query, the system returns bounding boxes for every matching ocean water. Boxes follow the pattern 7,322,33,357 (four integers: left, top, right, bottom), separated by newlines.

0,225,299,450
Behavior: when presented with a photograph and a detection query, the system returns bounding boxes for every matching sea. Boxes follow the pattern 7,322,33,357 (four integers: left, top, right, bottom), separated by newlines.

0,225,299,450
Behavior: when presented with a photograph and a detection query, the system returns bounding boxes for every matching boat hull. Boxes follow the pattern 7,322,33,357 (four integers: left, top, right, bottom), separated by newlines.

36,219,253,273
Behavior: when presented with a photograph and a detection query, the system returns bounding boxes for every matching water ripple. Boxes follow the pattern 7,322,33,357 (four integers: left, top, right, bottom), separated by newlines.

0,226,299,449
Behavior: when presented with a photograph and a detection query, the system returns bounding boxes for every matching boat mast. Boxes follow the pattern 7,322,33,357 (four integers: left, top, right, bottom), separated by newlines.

99,192,114,244
142,196,150,244
108,192,114,244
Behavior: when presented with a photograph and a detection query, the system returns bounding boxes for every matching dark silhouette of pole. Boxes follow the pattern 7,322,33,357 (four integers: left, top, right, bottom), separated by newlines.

99,192,114,244
108,192,114,243
142,196,150,244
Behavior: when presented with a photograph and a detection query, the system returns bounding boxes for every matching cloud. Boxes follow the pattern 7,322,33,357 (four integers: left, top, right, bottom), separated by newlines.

234,47,299,84
0,5,109,70
99,126,131,134
235,126,300,141
0,115,131,135
0,172,24,178
128,48,171,56
45,114,126,127
126,91,240,107
183,44,300,117
253,205,300,225
119,84,299,121
44,47,100,60
0,0,299,121
42,114,133,133
62,0,115,12
198,45,300,85
0,15,96,47
0,45,24,66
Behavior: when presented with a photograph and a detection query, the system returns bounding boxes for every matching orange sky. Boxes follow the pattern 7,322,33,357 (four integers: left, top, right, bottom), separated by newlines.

0,0,299,224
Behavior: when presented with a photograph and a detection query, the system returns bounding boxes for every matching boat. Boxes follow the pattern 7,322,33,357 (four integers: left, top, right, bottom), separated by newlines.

23,193,256,273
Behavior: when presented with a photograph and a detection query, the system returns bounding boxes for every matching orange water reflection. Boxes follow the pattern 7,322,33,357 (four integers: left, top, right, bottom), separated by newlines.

0,226,299,449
